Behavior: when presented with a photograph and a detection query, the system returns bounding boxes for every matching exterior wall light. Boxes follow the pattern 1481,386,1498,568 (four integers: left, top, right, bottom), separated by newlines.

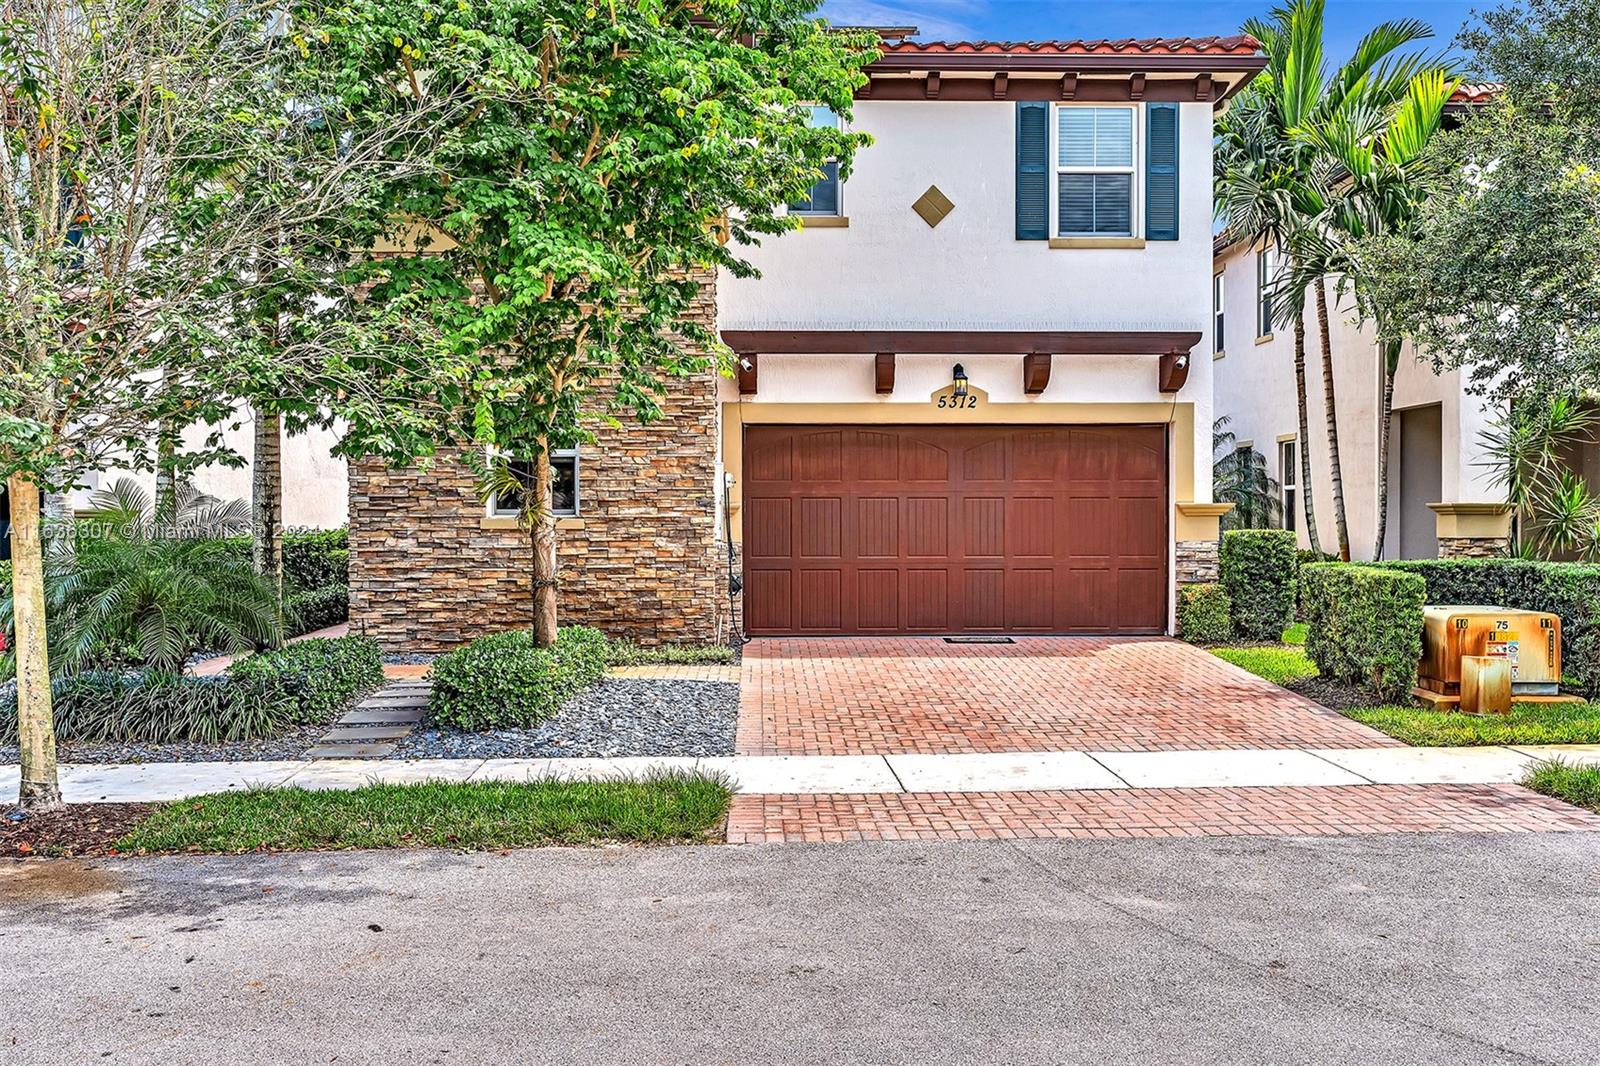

952,363,969,398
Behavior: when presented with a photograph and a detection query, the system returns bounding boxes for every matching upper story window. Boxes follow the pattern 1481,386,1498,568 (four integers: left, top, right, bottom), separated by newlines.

1256,243,1278,338
1054,106,1137,238
488,449,580,518
1213,272,1226,355
788,106,841,217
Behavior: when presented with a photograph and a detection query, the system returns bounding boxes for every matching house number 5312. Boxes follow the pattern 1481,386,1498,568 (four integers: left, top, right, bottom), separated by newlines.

937,394,978,410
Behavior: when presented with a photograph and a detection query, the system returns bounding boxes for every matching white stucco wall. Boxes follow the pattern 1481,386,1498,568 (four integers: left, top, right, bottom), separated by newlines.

1212,239,1506,561
716,97,1218,501
77,409,349,530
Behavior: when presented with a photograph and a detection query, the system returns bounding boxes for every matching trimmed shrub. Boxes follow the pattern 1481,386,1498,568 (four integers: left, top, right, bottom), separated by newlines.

229,635,384,723
1220,529,1299,641
1302,564,1426,701
0,671,296,745
1177,584,1233,644
430,625,608,731
285,583,350,636
1367,558,1600,697
281,529,349,591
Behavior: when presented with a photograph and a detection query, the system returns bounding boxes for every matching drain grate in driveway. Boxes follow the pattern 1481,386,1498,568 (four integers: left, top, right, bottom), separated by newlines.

943,636,1016,645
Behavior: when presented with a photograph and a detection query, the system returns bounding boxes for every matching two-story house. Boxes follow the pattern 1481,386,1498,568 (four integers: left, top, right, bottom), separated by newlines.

348,34,1267,648
1212,85,1559,562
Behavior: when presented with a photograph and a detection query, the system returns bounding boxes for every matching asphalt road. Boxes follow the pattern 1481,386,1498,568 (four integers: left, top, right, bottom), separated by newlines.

2,832,1598,1065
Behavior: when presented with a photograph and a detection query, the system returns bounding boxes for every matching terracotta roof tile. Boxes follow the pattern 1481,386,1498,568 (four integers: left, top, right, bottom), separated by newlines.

1449,82,1502,103
881,36,1263,58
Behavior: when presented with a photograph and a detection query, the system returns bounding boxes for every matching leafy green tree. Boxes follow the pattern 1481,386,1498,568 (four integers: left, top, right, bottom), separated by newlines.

310,0,876,645
0,0,443,808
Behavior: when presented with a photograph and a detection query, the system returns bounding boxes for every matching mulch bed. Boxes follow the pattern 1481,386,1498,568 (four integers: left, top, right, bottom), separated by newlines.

1286,675,1391,711
1,803,156,859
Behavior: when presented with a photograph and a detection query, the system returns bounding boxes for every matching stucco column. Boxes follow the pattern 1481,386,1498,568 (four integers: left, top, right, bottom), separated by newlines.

1433,392,1512,558
1174,503,1233,585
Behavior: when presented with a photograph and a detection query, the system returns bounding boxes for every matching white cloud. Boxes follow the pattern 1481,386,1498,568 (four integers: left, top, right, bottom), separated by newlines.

818,0,989,40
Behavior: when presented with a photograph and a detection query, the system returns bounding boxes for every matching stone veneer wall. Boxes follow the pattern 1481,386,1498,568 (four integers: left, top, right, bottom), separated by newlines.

348,282,724,652
1175,540,1220,585
1438,536,1511,560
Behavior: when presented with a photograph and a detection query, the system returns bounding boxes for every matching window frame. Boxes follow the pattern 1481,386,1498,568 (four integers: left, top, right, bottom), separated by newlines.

1257,243,1277,339
788,106,843,218
1213,271,1226,356
1050,103,1141,239
1278,438,1298,533
486,448,581,519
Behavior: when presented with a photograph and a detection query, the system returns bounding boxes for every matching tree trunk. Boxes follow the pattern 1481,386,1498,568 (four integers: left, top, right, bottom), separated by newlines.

7,473,61,811
251,405,284,639
531,438,558,647
1315,280,1351,561
1372,338,1401,560
1292,309,1322,552
153,368,180,523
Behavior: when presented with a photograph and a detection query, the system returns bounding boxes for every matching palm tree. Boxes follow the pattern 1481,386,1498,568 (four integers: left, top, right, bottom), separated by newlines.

1219,0,1446,560
1213,418,1282,530
0,479,280,675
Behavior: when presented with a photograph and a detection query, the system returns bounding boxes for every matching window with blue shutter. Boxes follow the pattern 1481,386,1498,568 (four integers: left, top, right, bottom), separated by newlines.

1144,103,1179,241
1055,106,1136,237
1015,101,1048,240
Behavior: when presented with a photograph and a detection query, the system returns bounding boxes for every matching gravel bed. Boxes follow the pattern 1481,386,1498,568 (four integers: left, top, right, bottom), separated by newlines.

383,652,438,666
394,677,737,760
0,723,327,766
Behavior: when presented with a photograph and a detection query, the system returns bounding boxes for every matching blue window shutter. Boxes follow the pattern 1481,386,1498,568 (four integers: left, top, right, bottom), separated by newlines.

1015,101,1048,240
1144,103,1179,241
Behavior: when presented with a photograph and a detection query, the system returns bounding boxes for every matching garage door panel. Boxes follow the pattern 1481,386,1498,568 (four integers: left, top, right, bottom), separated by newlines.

1007,569,1056,629
798,570,843,631
856,497,899,558
901,437,951,481
742,424,1166,635
906,569,951,630
963,497,1005,557
1008,497,1054,558
745,497,792,560
798,497,842,558
856,568,900,630
745,570,793,632
963,568,1006,630
905,498,950,557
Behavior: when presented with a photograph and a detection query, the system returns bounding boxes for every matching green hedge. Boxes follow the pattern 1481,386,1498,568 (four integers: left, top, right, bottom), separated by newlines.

1177,584,1233,644
1369,558,1600,697
219,528,348,593
0,671,296,744
286,583,350,636
1302,564,1426,701
1220,529,1299,641
430,626,608,731
228,635,383,723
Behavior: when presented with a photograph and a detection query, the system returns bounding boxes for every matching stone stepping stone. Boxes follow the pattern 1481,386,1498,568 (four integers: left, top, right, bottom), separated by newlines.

304,742,397,760
339,707,427,726
320,725,416,743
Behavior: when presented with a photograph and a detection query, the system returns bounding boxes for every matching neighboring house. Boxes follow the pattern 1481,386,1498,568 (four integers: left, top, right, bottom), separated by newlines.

1212,84,1537,562
349,33,1269,649
70,413,350,530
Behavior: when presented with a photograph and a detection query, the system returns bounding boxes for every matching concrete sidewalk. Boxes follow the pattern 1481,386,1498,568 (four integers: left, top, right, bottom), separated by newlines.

6,743,1599,804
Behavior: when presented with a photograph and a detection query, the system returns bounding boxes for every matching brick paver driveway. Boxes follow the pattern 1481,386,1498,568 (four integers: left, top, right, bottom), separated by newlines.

736,636,1400,756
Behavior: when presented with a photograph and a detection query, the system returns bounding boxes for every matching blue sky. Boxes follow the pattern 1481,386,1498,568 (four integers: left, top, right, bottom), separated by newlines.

818,1,1490,73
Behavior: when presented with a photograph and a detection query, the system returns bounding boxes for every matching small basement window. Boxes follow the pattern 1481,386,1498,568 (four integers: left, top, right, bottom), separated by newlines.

489,449,580,518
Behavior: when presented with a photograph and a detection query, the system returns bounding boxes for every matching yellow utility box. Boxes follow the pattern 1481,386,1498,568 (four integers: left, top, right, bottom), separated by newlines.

1419,606,1562,697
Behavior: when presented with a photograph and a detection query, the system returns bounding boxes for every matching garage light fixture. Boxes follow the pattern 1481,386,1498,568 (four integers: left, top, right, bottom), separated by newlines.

952,363,969,399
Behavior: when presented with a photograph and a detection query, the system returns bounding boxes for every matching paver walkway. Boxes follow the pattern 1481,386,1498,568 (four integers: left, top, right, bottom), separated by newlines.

725,784,1600,842
737,637,1399,755
187,623,351,677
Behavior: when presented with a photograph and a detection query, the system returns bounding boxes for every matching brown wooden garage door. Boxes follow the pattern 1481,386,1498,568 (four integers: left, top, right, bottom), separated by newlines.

741,424,1168,635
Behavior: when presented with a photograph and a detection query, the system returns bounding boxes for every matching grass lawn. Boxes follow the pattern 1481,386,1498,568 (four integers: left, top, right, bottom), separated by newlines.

118,773,733,855
1521,759,1600,813
1210,630,1600,746
1210,643,1318,686
1344,702,1600,746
